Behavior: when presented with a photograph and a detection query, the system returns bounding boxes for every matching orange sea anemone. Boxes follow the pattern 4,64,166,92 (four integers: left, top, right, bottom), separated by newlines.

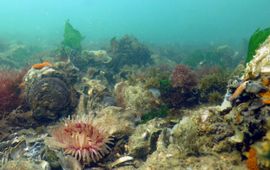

261,76,270,87
32,61,52,69
259,90,270,104
246,147,259,170
51,116,113,164
229,81,248,101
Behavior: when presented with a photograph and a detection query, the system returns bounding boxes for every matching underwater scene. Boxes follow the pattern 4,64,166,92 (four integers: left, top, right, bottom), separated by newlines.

1,0,270,169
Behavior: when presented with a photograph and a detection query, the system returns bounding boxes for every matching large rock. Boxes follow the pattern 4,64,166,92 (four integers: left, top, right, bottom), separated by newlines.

23,62,79,122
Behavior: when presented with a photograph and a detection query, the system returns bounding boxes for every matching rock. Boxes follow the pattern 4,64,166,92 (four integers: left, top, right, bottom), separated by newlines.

57,152,82,170
27,77,71,121
95,106,135,136
5,110,39,128
138,112,240,169
82,78,107,97
170,116,199,155
140,150,245,170
41,147,61,169
243,35,270,80
78,77,111,112
0,128,48,163
101,96,116,107
1,160,50,170
170,107,234,154
114,81,159,115
245,80,266,93
151,54,176,68
220,97,232,111
82,50,112,64
108,35,152,72
127,118,170,159
23,62,79,122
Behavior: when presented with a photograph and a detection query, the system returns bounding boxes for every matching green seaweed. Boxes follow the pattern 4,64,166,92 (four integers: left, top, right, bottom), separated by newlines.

62,20,84,51
140,105,169,124
246,27,270,63
159,79,172,93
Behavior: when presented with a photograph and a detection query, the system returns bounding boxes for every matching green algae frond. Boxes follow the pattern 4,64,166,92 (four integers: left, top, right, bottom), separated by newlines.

62,20,84,50
246,27,270,63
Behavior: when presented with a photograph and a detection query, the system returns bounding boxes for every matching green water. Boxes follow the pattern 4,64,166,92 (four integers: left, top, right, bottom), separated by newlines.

0,0,269,46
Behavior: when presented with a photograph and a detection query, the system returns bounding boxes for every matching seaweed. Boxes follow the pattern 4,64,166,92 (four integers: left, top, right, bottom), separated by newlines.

246,27,270,63
198,68,229,103
0,69,25,114
171,64,198,89
159,79,172,93
62,20,84,51
140,105,169,124
182,45,239,69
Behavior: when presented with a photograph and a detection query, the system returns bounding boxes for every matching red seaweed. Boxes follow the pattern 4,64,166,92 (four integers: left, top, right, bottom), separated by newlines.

0,69,26,114
171,64,198,89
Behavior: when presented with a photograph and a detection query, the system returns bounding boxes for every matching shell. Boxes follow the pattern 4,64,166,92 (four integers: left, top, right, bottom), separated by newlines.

0,130,48,167
110,156,134,168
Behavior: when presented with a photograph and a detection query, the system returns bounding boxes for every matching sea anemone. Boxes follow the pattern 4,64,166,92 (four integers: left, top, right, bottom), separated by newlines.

32,61,52,69
246,147,259,170
259,90,270,104
51,115,113,164
229,81,248,101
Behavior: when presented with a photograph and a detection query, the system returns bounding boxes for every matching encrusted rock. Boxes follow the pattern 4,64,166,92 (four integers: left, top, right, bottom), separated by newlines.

114,81,159,115
1,159,50,170
82,50,112,64
23,62,79,122
127,118,170,159
170,116,199,154
95,106,135,136
27,77,71,121
140,150,244,170
243,35,270,80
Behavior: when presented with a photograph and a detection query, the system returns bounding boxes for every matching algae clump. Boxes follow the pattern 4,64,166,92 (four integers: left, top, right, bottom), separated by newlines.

62,20,84,51
246,27,270,63
140,105,169,124
159,79,171,93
